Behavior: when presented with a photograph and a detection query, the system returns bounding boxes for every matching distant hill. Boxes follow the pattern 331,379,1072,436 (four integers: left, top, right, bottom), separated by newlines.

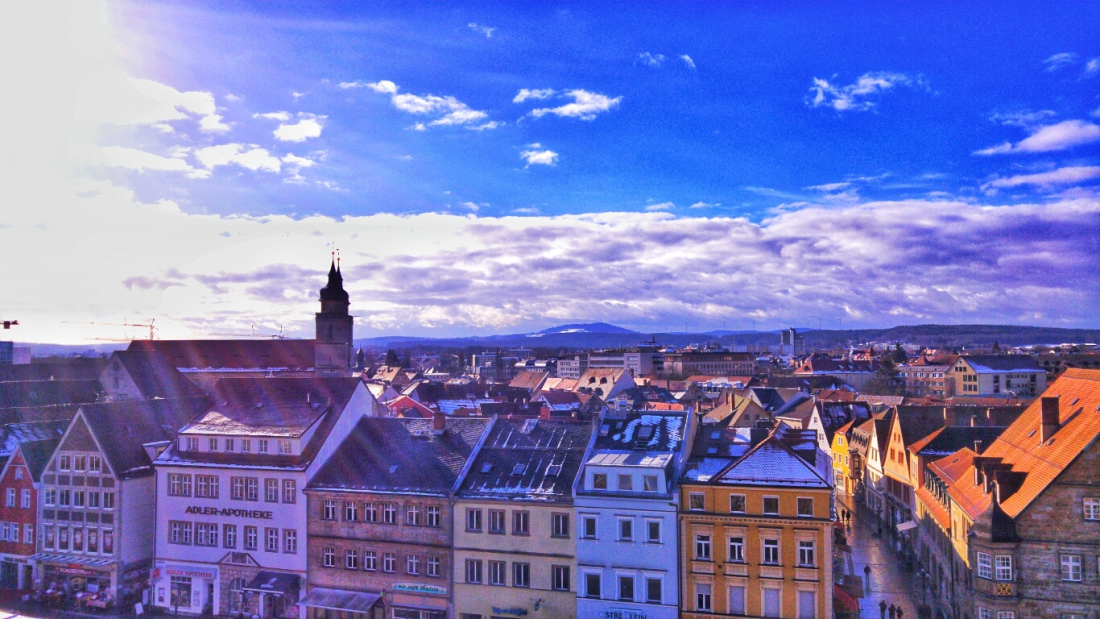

357,323,1100,352
531,322,639,336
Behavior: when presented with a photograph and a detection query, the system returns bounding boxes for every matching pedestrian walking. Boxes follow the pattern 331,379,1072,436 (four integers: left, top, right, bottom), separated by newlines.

889,603,898,619
879,600,887,619
897,608,904,619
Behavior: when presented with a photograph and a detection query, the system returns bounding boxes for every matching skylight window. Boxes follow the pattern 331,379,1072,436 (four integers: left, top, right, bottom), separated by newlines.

480,463,493,474
707,447,718,454
547,464,562,477
389,465,399,474
710,431,720,440
512,464,526,476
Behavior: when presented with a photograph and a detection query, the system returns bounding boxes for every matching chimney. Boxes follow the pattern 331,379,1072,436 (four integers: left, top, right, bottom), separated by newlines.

973,440,983,454
433,411,446,435
540,404,551,420
1040,396,1060,443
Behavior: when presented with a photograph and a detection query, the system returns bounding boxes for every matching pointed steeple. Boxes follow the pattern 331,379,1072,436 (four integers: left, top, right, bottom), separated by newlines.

319,253,349,302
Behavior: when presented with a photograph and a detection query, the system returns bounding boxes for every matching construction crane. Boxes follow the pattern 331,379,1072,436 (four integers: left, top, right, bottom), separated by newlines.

62,319,157,341
1,320,17,330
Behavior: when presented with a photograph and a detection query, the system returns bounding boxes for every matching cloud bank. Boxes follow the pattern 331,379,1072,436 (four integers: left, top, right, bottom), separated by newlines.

806,72,923,112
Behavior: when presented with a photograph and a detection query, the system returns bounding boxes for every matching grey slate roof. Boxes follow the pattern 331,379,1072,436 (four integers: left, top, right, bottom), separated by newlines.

80,398,208,479
19,438,62,481
594,412,686,452
457,418,593,502
309,417,491,495
959,355,1043,373
114,350,207,401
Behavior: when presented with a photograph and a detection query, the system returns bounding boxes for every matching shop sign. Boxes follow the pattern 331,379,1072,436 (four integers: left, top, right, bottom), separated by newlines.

185,506,273,520
392,583,446,596
605,609,649,619
491,608,527,617
52,565,104,577
163,566,217,580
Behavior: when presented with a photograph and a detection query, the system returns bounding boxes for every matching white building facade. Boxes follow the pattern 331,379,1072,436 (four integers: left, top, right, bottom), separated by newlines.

575,411,693,619
151,378,377,618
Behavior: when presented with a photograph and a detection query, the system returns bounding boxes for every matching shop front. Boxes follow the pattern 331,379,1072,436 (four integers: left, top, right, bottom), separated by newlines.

153,564,219,615
300,586,382,619
35,557,116,609
389,583,448,619
243,571,302,619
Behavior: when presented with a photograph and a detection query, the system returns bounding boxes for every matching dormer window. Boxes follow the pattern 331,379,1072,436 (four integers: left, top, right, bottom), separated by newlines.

186,437,198,451
258,440,269,454
209,438,218,451
280,440,292,455
512,464,526,476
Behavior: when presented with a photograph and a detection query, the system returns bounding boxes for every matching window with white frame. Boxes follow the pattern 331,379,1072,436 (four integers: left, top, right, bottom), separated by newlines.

763,496,780,515
344,502,357,521
797,497,814,517
645,519,661,543
1060,554,1082,581
1084,497,1100,521
689,492,705,511
996,612,1015,619
383,503,397,525
283,529,297,554
282,479,296,503
406,504,420,526
729,536,745,562
426,505,441,527
729,494,746,513
763,538,780,565
977,552,993,579
322,547,334,567
552,565,570,591
585,572,601,598
345,549,358,569
994,555,1012,581
696,582,712,611
645,577,662,603
512,562,530,588
618,574,634,601
798,540,815,567
383,552,396,573
552,513,569,538
581,515,597,539
426,555,440,577
618,518,634,541
406,554,419,575
977,608,993,619
322,499,336,520
488,560,506,586
695,534,711,560
364,551,377,571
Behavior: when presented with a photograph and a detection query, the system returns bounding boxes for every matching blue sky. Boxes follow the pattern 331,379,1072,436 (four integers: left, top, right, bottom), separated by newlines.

1,2,1098,342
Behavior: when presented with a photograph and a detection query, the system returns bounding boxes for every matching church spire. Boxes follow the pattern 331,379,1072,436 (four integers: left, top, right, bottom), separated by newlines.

319,252,348,303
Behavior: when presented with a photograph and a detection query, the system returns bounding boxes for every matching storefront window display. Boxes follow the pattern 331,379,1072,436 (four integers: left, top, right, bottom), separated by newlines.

170,576,192,609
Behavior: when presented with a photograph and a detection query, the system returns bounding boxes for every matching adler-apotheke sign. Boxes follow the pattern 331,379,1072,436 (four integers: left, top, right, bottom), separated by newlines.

184,506,273,520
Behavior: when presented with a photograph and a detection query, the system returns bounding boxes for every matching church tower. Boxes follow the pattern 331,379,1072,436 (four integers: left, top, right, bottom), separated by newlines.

315,256,354,375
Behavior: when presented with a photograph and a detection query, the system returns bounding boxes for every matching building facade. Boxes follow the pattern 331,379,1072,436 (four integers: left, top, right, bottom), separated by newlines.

150,378,375,618
0,439,57,589
575,411,693,619
453,418,593,619
680,424,834,619
949,356,1046,398
304,415,491,619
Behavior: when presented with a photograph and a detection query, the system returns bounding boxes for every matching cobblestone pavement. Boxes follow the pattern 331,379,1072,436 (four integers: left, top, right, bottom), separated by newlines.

838,496,926,619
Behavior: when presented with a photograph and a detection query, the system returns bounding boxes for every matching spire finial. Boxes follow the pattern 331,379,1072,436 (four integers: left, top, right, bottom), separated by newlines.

337,248,341,272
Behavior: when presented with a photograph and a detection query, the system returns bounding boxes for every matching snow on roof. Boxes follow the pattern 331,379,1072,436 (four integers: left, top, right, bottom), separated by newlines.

718,441,830,488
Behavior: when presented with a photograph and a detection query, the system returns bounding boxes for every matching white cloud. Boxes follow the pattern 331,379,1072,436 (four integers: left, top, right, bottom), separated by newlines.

681,55,696,70
689,202,719,209
194,144,281,173
468,22,495,38
528,89,622,120
638,52,665,67
807,182,852,192
520,149,559,167
805,72,920,112
100,146,209,179
125,78,229,133
1086,57,1100,74
982,166,1100,190
513,88,556,103
1044,52,1078,72
1093,106,1100,118
281,154,316,168
461,202,481,212
226,94,244,102
272,113,325,142
645,202,675,212
974,120,1100,155
366,80,398,94
254,111,292,121
365,80,495,129
989,109,1056,128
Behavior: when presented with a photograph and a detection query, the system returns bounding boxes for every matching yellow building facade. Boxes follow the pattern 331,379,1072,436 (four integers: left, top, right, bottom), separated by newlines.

680,426,834,619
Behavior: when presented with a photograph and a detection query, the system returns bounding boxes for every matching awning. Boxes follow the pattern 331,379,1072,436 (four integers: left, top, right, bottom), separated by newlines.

244,572,299,596
896,520,918,532
300,588,381,614
834,584,860,612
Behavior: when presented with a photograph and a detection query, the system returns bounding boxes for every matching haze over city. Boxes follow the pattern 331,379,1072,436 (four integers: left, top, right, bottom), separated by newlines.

1,2,1098,345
